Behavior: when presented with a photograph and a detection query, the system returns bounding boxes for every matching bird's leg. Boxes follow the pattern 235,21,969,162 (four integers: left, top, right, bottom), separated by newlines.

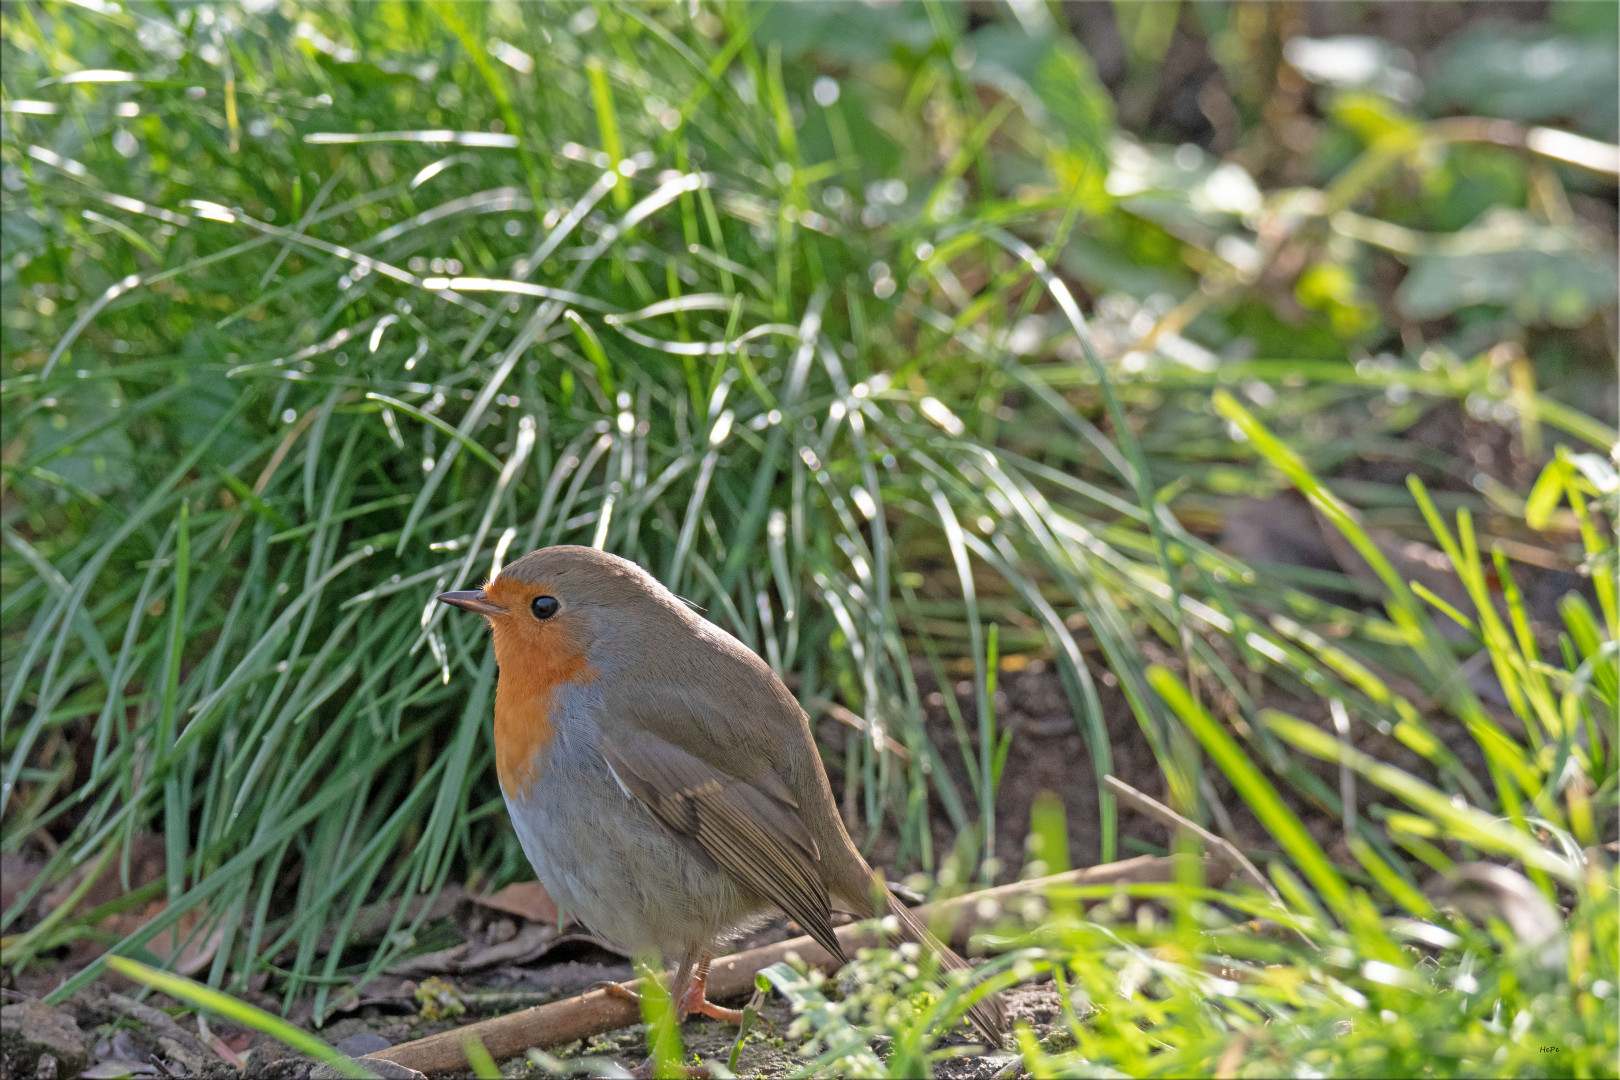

623,953,711,1078
597,952,694,1008
608,952,743,1023
675,954,745,1025
603,953,743,1076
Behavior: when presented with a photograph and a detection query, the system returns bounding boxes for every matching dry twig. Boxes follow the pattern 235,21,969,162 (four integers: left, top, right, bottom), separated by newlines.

1103,776,1277,902
1104,776,1317,949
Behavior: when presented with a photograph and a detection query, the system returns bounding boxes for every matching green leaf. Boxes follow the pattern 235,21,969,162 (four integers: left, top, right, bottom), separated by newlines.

1525,456,1576,530
969,26,1114,209
1028,790,1070,876
754,1,950,64
462,1032,501,1080
565,310,616,398
757,960,818,1009
1428,28,1619,139
1389,208,1618,327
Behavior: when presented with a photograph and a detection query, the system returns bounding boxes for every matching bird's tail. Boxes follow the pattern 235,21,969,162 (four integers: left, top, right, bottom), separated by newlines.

884,887,1008,1046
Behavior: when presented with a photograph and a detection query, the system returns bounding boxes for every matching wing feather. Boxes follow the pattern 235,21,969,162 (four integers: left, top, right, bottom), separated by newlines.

599,729,845,964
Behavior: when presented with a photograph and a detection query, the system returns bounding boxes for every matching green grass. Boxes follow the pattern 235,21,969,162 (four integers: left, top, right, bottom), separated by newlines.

106,954,375,1078
785,426,1616,1073
778,416,1616,1075
2,2,1616,1073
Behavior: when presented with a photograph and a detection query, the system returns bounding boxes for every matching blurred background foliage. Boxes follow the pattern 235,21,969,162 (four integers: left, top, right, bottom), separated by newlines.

1,0,1615,1074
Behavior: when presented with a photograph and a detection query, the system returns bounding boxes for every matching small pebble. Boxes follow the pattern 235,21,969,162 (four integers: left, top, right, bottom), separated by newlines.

335,1031,393,1056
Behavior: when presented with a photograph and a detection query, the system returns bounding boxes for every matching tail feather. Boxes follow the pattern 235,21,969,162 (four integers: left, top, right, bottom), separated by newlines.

885,889,1008,1046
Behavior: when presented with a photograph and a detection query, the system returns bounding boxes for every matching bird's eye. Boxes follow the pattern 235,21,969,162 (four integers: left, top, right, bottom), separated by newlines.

530,595,560,620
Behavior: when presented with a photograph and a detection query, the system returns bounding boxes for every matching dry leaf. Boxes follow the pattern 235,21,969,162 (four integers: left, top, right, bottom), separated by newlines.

465,882,560,925
387,923,621,978
94,902,222,975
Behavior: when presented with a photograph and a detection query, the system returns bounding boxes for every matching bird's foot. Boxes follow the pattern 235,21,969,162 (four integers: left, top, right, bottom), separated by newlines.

594,978,739,1023
594,953,746,1029
676,977,743,1024
677,957,744,1024
598,980,640,1002
594,979,646,1004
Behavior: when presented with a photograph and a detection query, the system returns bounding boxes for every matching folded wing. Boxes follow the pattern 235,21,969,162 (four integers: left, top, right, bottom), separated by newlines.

598,728,846,965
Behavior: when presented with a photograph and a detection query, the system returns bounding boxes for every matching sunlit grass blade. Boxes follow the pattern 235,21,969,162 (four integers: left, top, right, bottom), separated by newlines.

104,956,375,1078
1148,665,1357,931
1260,709,1580,883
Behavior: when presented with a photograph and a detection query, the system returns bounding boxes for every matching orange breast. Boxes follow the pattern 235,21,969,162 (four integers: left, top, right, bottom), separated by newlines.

489,612,597,798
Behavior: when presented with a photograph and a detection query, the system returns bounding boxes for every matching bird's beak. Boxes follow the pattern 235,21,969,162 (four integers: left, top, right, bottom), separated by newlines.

437,589,506,616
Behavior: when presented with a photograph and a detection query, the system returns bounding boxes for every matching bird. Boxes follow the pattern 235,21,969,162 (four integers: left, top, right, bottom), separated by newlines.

437,545,1007,1046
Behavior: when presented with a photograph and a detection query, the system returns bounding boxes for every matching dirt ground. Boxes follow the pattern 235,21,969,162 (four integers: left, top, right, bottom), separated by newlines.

1,953,1070,1078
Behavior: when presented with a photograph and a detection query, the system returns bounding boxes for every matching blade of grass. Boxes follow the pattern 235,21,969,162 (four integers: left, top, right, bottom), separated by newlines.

105,956,375,1078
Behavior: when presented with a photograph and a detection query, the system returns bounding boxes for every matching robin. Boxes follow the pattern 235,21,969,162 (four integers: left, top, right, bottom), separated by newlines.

438,545,1007,1044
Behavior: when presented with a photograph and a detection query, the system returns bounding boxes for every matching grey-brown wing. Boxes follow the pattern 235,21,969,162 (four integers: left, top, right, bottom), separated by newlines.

598,729,845,964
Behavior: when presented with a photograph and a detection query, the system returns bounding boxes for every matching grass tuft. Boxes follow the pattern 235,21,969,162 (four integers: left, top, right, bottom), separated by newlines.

2,4,1614,1070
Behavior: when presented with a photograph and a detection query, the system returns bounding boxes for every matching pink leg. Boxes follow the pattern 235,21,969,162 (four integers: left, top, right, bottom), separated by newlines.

675,954,744,1025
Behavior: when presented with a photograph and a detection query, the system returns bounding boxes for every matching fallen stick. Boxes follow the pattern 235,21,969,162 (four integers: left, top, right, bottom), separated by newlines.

1102,777,1317,950
366,854,1216,1075
1102,776,1277,902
